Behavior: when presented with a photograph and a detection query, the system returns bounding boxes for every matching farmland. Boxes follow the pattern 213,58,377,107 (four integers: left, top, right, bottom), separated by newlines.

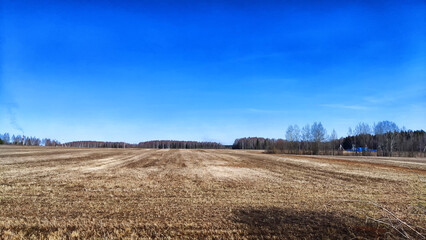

0,145,425,239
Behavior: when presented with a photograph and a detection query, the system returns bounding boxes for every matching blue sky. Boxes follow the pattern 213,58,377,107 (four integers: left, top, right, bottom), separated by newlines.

1,0,425,144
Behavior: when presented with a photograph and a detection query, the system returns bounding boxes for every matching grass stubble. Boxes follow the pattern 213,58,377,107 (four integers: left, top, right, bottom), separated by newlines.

0,146,425,239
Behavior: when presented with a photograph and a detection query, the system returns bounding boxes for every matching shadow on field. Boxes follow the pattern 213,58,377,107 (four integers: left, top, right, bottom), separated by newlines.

232,206,390,239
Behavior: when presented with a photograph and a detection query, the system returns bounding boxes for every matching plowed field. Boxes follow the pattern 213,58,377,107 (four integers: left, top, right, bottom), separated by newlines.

0,146,425,239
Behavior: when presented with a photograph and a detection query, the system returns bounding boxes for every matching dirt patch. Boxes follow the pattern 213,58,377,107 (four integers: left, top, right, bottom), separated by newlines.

232,207,391,239
277,154,426,175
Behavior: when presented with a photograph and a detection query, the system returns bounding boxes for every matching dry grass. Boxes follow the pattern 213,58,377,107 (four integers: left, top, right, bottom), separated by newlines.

0,145,425,239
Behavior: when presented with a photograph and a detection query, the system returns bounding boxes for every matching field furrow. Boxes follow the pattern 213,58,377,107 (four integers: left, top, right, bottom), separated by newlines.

0,146,425,239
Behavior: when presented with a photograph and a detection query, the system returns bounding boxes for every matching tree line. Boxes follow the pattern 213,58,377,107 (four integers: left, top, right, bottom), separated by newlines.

232,137,275,150
233,122,330,155
0,133,60,146
1,120,425,156
65,141,131,148
232,121,426,157
65,140,224,149
138,140,223,149
0,136,224,149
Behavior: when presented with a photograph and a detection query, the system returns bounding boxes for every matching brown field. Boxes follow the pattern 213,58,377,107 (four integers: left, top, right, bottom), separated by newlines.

0,146,425,239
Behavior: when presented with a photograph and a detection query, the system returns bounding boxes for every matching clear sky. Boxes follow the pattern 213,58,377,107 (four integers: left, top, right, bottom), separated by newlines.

1,0,425,144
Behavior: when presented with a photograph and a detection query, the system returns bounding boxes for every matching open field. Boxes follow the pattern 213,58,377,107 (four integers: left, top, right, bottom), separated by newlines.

0,146,425,239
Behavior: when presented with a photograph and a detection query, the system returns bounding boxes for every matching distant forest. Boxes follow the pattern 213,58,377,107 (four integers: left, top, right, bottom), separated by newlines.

233,121,426,157
0,135,224,149
1,121,425,157
64,140,223,149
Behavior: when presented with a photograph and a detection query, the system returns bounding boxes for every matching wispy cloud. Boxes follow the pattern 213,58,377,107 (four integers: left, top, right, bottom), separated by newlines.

224,52,284,64
363,87,426,104
320,104,370,110
4,102,25,134
246,108,284,114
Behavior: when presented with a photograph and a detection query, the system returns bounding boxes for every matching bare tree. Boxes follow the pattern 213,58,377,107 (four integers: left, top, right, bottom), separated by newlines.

293,124,301,153
311,122,327,155
285,125,295,153
301,124,311,154
374,121,399,156
355,122,371,155
330,129,338,156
